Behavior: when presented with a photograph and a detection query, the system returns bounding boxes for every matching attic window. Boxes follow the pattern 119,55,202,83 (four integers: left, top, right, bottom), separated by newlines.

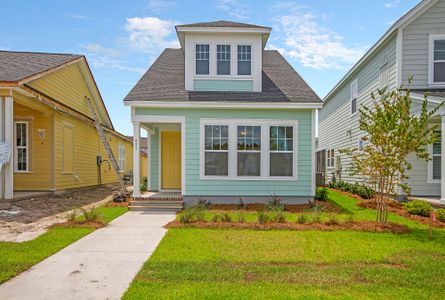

196,44,209,75
217,45,231,75
238,45,251,75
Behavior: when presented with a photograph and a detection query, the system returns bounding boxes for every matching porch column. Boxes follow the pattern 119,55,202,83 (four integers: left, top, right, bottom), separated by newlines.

4,96,13,200
440,115,445,204
146,130,152,191
133,122,141,197
0,97,4,198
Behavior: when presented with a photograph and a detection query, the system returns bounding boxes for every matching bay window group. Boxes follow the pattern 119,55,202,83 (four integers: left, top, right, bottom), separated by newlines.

202,120,297,179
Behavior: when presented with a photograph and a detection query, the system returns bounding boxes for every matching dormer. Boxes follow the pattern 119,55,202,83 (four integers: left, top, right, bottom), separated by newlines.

175,21,271,92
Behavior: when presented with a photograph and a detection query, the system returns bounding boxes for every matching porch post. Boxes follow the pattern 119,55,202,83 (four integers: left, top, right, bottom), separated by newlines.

0,97,4,199
146,130,151,191
4,96,13,200
133,122,141,197
441,115,445,205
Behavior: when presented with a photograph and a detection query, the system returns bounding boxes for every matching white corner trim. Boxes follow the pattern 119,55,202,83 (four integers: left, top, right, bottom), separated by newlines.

311,109,316,196
396,27,403,87
125,101,323,109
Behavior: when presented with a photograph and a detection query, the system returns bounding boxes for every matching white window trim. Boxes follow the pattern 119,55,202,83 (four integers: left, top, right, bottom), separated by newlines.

118,143,126,173
428,34,445,86
14,121,29,173
351,79,359,116
193,41,254,80
427,126,441,184
199,119,298,181
327,148,335,168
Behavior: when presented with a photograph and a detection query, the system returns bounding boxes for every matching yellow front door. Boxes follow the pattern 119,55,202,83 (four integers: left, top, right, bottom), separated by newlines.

161,131,181,189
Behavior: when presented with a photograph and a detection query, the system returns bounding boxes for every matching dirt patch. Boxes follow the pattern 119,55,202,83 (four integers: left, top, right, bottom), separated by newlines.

50,220,105,229
0,183,129,242
165,220,410,234
209,201,342,213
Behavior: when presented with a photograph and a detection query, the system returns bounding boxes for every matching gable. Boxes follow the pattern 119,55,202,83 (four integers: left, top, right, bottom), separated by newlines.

26,60,113,128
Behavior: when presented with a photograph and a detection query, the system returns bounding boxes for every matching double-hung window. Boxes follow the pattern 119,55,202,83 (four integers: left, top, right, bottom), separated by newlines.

237,45,251,75
269,126,293,177
217,45,231,75
118,144,126,172
237,126,261,176
351,79,358,114
379,51,389,88
431,130,441,181
430,35,445,84
14,122,29,172
196,44,209,75
327,149,335,168
204,125,229,176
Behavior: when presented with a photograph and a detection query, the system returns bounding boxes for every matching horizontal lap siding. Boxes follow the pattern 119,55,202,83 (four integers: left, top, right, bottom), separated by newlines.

318,35,397,183
137,107,313,196
402,0,445,88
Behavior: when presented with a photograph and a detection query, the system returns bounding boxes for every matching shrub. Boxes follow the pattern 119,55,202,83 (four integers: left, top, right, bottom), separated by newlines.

196,199,212,210
296,214,308,224
312,213,321,223
266,194,285,211
325,214,339,225
140,176,148,192
180,208,196,224
237,197,246,210
221,213,232,222
79,208,102,223
274,212,286,223
329,180,375,199
314,187,328,201
403,200,432,217
211,213,223,222
345,214,354,223
257,211,269,224
237,212,246,223
435,209,445,223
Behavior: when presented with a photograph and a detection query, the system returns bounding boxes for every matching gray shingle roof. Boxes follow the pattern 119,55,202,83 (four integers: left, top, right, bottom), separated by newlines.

124,49,321,103
176,20,270,30
0,50,82,83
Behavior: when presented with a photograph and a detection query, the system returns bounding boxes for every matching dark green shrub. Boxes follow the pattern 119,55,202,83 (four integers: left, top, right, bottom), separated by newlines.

180,208,195,224
257,211,269,224
435,209,445,223
274,212,286,223
140,176,148,192
314,187,328,201
296,214,308,224
329,180,375,199
196,199,212,210
266,194,285,211
403,200,432,217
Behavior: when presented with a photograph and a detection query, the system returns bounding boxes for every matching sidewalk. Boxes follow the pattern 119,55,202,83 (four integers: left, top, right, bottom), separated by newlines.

0,211,175,300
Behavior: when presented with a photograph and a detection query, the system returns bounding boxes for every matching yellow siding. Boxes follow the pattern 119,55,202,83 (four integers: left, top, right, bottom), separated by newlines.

62,124,74,173
27,62,111,128
13,97,53,191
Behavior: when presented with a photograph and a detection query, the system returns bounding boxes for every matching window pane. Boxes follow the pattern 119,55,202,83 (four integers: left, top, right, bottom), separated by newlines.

217,61,230,75
221,125,228,138
221,138,229,150
270,126,278,139
434,50,445,61
270,138,277,151
434,62,445,82
205,125,212,138
213,125,221,138
278,127,285,138
433,156,441,180
270,153,293,177
205,138,212,150
237,138,245,150
205,152,228,176
253,139,261,151
352,99,357,113
217,45,231,75
434,40,445,51
433,142,441,155
238,61,251,75
238,152,260,176
278,139,285,151
212,138,221,150
196,60,209,75
286,127,293,138
286,139,293,151
238,126,246,137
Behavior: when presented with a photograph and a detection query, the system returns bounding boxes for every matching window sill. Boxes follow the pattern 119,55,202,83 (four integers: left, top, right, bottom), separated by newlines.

427,180,441,184
194,75,253,80
200,176,297,181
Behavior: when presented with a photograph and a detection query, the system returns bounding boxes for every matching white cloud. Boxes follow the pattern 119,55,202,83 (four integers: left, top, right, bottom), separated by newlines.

66,13,92,20
85,43,144,74
215,0,250,19
272,4,369,70
384,0,400,8
124,17,179,52
148,0,177,13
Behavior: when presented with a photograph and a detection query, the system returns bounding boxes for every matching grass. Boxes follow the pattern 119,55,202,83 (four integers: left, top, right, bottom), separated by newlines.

0,205,127,284
124,190,445,299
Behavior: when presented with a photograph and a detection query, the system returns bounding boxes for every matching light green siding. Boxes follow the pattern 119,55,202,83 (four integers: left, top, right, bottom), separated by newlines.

150,128,160,191
193,79,253,91
137,107,314,196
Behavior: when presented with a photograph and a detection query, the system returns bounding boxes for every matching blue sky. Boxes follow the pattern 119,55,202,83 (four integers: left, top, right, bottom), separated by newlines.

1,0,419,135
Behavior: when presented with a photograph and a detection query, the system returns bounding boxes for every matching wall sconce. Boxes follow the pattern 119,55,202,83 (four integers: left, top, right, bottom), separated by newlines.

38,129,46,143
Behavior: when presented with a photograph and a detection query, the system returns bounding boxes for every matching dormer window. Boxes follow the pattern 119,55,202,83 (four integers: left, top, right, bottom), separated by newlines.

238,45,251,75
196,44,209,75
217,45,231,75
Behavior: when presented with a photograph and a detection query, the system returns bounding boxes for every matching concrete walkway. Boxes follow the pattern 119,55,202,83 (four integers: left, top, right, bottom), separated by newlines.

0,211,175,300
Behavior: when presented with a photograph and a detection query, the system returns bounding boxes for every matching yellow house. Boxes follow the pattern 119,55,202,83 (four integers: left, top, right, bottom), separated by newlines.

0,50,146,199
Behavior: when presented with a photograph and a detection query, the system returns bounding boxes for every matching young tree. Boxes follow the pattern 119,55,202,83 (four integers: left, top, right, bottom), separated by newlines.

342,87,444,224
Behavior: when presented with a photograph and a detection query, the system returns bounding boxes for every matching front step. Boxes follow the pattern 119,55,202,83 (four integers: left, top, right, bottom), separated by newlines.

129,198,184,212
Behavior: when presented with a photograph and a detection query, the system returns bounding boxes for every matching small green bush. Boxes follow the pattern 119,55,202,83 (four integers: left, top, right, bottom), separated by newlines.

140,176,148,192
266,194,285,211
274,212,286,223
196,199,212,210
435,209,445,223
221,213,232,222
312,213,321,223
180,208,196,224
237,212,246,223
329,180,375,199
326,214,339,225
79,208,103,223
211,213,223,222
314,187,328,201
258,211,269,224
296,214,308,224
403,200,432,217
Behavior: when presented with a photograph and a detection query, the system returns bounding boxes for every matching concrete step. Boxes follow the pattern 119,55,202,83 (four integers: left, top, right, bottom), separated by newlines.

129,205,182,212
130,200,183,206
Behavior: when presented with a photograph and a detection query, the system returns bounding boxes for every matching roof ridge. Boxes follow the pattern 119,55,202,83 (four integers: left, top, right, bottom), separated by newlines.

0,50,81,57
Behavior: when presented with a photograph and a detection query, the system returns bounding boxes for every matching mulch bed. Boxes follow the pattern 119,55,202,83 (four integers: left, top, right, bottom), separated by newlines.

165,220,410,234
50,220,105,229
210,201,343,213
331,189,445,228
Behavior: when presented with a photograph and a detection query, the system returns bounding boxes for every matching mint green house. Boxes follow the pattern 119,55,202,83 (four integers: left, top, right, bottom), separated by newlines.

124,21,322,205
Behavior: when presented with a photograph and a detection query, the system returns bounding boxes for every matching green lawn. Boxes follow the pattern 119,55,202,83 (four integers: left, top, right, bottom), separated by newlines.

0,205,127,283
124,191,445,299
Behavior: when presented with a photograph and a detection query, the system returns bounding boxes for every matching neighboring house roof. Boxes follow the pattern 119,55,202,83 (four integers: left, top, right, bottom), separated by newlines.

175,20,271,30
124,49,321,103
0,50,82,84
126,136,148,155
323,0,437,103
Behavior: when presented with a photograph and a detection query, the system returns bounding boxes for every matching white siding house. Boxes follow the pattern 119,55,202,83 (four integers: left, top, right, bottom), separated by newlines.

318,0,445,204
